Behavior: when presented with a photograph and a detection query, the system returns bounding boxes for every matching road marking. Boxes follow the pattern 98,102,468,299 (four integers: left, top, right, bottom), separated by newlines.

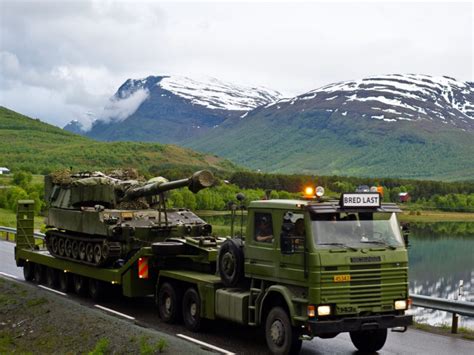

94,305,135,320
38,285,67,296
176,334,235,355
0,272,18,279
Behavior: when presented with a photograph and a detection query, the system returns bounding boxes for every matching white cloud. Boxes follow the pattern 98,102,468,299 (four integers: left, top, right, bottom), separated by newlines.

0,0,472,128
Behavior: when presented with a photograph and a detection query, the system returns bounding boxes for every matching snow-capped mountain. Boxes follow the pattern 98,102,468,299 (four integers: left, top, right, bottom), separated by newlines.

65,75,281,143
187,74,474,180
270,74,474,130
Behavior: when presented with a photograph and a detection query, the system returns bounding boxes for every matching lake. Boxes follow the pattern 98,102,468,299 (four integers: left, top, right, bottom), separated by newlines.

203,214,474,329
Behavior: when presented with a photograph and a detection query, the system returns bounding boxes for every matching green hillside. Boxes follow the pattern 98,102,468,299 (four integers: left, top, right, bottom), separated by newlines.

187,110,474,181
0,107,236,174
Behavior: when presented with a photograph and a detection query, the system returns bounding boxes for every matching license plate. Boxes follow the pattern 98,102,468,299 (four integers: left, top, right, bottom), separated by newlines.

334,274,351,282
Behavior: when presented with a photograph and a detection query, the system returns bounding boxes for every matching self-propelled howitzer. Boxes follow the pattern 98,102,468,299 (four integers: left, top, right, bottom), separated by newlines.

44,170,217,267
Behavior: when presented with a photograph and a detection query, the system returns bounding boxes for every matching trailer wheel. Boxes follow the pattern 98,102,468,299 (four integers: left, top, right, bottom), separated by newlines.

89,279,109,301
182,288,203,332
58,271,71,293
45,267,58,288
73,274,88,296
33,264,45,284
218,238,244,287
350,329,387,353
265,307,302,355
23,262,35,282
158,282,182,323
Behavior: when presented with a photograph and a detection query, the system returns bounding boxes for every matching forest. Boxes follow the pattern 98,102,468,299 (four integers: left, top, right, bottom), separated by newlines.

1,170,473,215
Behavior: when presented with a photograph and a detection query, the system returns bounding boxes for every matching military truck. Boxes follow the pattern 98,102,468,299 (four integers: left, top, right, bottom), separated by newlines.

15,174,412,354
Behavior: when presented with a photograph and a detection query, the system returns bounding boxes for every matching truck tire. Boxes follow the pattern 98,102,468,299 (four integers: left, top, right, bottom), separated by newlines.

265,307,302,355
182,288,203,332
23,262,35,282
33,264,45,284
73,274,88,296
218,238,244,287
45,267,58,288
157,282,182,323
349,329,387,353
152,242,185,256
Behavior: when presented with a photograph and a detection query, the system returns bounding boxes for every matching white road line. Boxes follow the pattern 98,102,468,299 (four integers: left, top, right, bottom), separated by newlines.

38,285,67,296
176,334,235,355
0,271,18,279
94,304,135,320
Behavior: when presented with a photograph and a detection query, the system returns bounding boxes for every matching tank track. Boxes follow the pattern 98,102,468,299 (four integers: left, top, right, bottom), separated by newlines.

45,230,122,267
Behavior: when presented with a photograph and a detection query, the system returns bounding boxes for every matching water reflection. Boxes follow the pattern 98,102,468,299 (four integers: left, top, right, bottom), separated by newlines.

202,215,474,329
408,222,474,329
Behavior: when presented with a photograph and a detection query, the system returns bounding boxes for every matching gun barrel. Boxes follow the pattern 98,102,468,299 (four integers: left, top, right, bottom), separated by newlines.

123,170,214,200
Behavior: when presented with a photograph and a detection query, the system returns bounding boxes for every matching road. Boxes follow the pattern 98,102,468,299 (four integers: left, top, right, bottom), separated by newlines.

1,240,473,354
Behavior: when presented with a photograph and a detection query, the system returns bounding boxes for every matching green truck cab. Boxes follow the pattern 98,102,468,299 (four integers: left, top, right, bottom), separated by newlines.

15,179,412,355
234,195,412,353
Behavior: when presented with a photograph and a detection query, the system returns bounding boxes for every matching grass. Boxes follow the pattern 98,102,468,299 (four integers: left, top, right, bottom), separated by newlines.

399,210,474,222
139,336,167,354
0,208,44,230
88,338,110,355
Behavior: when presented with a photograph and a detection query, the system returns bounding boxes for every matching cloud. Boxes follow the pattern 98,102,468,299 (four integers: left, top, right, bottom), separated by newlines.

0,1,472,128
82,88,150,131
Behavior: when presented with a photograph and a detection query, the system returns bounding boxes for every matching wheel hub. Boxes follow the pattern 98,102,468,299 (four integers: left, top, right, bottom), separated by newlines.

190,302,197,317
165,296,171,312
270,319,285,346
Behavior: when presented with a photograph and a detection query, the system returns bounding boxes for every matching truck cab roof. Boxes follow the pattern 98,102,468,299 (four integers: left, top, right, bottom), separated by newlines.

248,199,402,213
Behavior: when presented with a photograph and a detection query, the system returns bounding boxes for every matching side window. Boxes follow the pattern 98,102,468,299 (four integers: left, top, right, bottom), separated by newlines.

254,213,273,243
281,212,305,254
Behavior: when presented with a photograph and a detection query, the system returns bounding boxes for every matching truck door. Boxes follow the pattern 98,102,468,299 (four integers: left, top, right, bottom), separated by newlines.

277,211,307,284
244,210,277,280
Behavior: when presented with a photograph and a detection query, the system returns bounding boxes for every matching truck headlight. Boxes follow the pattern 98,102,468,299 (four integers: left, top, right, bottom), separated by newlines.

394,300,407,310
317,305,331,316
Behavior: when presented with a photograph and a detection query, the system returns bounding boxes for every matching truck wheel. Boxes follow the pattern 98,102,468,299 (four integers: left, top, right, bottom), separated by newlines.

23,262,35,282
265,307,302,355
182,288,203,332
218,238,244,287
45,267,58,288
33,264,45,284
89,279,109,301
73,274,88,296
350,329,387,353
158,282,182,323
58,271,71,292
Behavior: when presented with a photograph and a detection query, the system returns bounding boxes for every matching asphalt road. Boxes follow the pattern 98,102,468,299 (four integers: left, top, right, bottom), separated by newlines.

1,240,473,354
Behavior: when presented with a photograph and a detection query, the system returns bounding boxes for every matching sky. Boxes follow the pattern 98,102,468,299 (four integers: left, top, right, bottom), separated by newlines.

0,0,473,128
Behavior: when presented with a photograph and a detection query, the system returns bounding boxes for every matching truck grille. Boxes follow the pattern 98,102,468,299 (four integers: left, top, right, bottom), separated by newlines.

320,263,408,310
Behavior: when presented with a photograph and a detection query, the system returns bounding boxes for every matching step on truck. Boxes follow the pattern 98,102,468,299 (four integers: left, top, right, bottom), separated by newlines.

14,170,412,354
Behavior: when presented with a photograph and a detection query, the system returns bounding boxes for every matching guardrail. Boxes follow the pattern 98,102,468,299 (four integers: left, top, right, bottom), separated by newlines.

0,226,45,241
411,294,473,333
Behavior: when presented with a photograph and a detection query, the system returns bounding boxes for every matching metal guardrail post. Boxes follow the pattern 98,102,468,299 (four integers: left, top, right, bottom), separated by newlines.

452,313,458,334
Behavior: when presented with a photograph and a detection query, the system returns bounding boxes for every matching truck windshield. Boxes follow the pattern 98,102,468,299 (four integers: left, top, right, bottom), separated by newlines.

311,212,404,249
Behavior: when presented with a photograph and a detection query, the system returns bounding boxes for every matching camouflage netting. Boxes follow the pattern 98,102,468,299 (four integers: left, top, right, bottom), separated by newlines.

50,169,73,185
106,168,143,181
118,198,149,210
